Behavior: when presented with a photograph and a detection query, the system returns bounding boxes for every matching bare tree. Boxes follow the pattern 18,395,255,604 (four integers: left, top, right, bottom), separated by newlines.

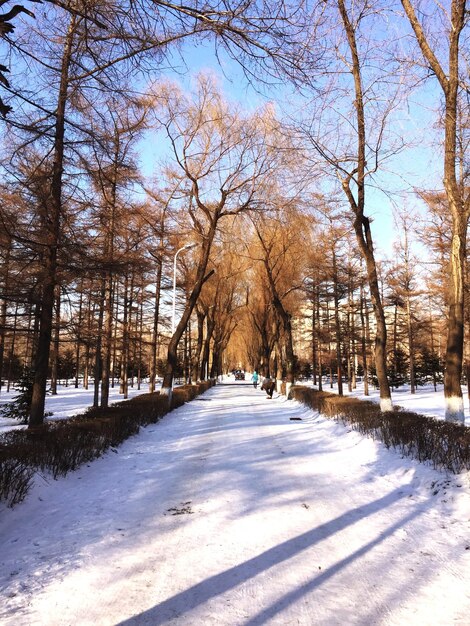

150,74,280,400
1,0,320,424
386,209,423,393
81,95,147,407
400,0,470,421
296,0,403,410
247,203,310,394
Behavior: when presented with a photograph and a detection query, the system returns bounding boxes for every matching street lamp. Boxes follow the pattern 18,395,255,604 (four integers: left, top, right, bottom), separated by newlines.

172,243,197,334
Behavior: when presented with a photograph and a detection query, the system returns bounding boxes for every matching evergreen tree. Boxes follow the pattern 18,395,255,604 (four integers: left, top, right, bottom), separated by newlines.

0,369,52,424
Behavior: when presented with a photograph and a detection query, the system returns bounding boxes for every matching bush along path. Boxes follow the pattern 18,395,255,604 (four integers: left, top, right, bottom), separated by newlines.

0,381,215,507
289,385,470,474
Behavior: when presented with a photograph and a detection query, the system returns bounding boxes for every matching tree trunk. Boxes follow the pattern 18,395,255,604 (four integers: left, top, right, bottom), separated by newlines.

362,249,390,408
112,285,119,389
210,338,221,379
149,256,163,393
161,225,216,401
444,221,466,420
400,0,467,421
93,281,105,408
392,302,398,388
262,257,296,392
50,286,61,395
127,271,135,394
192,307,205,383
406,295,416,394
184,321,191,383
29,304,41,372
360,282,369,396
83,292,93,390
259,323,271,378
74,289,83,389
100,274,114,408
30,15,76,426
311,287,317,386
137,297,143,390
120,273,130,399
332,249,343,396
6,302,18,393
316,285,323,392
0,239,11,393
429,299,438,393
200,315,215,382
349,271,357,390
337,0,392,412
326,300,334,388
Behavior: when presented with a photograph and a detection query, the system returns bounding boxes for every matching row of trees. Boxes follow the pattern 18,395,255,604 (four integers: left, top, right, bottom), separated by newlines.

0,0,468,425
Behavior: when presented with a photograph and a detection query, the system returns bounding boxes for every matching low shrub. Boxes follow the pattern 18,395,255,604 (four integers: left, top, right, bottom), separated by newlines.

0,453,35,507
172,385,196,408
289,385,470,474
0,381,215,507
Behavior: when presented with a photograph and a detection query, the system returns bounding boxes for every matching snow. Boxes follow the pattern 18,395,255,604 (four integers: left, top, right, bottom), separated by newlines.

1,379,470,625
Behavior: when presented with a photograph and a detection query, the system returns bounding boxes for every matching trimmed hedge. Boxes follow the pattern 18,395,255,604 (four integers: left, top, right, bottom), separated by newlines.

0,380,216,507
289,385,470,474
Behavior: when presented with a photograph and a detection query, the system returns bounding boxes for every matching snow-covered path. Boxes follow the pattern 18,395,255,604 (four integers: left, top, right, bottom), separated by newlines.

2,382,470,625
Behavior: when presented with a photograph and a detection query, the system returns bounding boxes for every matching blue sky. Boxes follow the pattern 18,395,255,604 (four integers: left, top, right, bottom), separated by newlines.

138,38,444,262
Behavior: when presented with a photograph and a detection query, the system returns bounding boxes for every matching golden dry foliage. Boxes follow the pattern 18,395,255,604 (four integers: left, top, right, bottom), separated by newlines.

225,204,313,378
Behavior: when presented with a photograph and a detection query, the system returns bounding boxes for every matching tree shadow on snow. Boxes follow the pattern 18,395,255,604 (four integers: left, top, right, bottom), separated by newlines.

116,487,421,625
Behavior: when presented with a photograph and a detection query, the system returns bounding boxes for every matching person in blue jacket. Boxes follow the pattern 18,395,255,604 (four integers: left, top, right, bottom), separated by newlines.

251,370,259,389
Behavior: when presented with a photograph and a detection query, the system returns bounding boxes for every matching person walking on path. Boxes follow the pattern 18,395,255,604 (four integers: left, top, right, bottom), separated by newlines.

261,376,276,398
252,370,259,389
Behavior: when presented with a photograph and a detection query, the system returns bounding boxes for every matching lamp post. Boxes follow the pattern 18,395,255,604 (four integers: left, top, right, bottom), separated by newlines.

172,243,196,334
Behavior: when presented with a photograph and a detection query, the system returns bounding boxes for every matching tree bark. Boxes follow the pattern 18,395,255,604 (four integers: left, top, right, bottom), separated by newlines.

349,275,357,390
260,252,296,392
192,307,205,383
74,289,83,389
83,291,93,390
200,314,215,382
93,281,105,408
6,302,18,393
50,286,61,395
316,285,323,392
120,272,131,399
429,299,438,392
311,285,317,386
100,273,114,407
30,15,76,426
400,0,467,421
137,296,143,390
360,281,369,396
149,255,163,393
392,302,398,388
332,248,343,396
160,225,216,401
406,295,415,394
337,0,392,411
0,238,11,393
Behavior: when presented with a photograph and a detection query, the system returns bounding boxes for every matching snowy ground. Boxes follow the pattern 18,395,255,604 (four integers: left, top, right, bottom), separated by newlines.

1,380,470,625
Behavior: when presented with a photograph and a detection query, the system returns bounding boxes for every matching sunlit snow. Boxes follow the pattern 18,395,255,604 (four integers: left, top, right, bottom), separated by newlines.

1,379,470,625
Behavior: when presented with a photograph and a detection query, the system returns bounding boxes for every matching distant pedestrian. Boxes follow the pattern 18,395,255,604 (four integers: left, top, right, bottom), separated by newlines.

261,377,276,399
252,370,259,389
